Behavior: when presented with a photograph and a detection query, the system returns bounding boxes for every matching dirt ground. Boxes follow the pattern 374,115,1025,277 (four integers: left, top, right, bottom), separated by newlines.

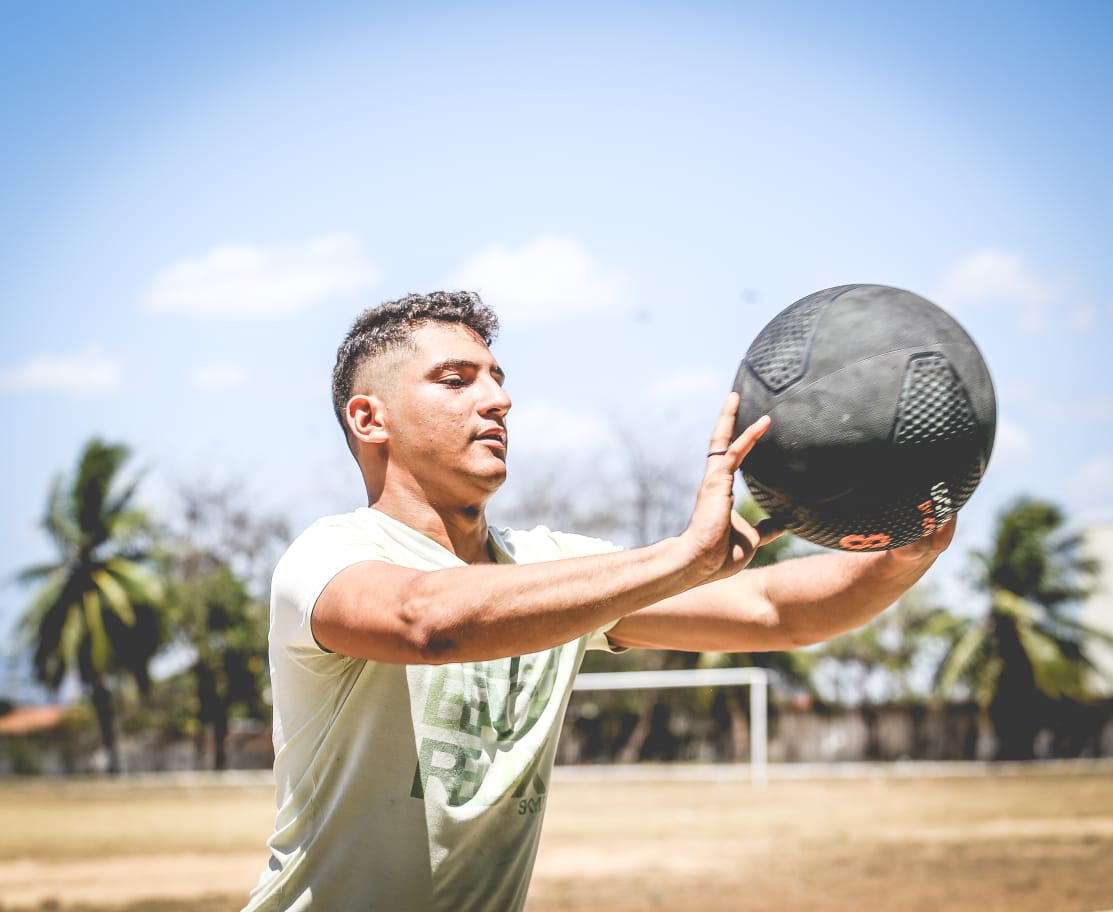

2,763,1112,912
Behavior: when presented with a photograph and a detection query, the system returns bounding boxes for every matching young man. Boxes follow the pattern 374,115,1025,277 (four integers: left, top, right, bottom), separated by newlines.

243,291,954,911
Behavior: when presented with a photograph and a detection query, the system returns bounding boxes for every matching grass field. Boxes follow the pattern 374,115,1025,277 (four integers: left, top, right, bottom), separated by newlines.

2,763,1112,911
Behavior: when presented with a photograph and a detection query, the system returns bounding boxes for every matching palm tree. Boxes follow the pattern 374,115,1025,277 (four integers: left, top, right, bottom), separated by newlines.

934,497,1109,760
18,439,164,773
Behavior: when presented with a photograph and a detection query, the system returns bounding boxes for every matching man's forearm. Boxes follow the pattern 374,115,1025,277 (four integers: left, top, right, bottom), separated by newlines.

404,537,706,660
607,524,952,653
748,549,934,648
317,534,712,664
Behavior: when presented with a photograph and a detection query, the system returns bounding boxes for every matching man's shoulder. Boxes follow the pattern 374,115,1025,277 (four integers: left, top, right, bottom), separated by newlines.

284,507,382,548
276,507,466,581
269,509,425,632
303,506,380,533
274,508,396,575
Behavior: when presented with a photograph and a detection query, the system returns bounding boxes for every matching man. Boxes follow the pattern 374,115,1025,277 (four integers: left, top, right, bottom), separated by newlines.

243,291,953,911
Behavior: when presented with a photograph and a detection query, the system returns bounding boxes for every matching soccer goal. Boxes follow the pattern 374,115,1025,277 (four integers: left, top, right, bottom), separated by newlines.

572,666,771,786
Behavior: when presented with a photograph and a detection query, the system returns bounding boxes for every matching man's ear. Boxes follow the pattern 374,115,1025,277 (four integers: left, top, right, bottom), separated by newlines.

346,394,389,445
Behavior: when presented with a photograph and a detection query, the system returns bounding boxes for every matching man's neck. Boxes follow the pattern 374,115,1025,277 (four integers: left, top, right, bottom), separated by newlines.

371,489,493,564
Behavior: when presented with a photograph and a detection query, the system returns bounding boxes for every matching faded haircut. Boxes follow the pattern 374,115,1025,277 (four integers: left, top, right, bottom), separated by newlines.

331,290,500,441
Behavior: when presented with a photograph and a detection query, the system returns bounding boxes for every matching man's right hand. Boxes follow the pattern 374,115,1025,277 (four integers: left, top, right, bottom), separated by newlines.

679,392,781,584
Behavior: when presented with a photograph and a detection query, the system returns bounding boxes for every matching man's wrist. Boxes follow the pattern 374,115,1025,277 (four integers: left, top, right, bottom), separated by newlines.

659,533,714,591
871,543,941,585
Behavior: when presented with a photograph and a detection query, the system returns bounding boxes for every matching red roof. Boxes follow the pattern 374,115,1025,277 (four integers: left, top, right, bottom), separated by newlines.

0,704,74,735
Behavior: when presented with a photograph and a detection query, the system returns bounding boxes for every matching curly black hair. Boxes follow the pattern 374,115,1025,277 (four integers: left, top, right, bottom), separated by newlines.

331,290,500,437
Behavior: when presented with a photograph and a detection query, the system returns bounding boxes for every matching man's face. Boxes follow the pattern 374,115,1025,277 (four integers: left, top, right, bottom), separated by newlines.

381,322,512,499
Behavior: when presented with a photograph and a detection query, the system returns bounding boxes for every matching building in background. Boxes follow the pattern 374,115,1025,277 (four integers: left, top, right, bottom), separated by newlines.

1083,523,1113,697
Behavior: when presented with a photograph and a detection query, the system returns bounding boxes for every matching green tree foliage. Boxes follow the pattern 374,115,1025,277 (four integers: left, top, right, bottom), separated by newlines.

934,497,1109,759
160,482,286,770
17,439,164,773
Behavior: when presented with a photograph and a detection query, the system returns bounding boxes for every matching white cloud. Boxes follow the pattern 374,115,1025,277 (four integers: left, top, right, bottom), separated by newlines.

446,237,628,325
938,249,1056,305
646,368,722,402
192,363,246,390
936,249,1057,333
507,403,618,454
0,347,122,396
143,234,378,317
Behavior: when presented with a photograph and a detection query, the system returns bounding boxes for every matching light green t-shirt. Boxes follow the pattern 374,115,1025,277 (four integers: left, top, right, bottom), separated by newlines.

243,507,620,912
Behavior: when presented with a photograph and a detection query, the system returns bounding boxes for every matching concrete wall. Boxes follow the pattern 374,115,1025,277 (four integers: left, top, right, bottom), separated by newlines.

6,701,1113,775
1083,522,1113,697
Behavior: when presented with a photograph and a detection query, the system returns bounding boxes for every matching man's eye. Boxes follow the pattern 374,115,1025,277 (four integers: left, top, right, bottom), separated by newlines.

441,377,466,388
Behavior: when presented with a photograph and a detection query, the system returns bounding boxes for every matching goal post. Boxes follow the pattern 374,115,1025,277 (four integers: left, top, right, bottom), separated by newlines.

572,666,771,786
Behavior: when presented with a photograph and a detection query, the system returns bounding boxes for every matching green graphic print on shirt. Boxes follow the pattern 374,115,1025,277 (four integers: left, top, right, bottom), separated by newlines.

410,653,559,808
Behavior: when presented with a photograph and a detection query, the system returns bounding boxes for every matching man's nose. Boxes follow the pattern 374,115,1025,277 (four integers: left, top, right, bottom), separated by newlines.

480,376,511,415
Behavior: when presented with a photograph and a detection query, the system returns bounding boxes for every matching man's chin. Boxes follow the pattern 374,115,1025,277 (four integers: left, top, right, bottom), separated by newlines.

484,465,508,489
464,459,507,493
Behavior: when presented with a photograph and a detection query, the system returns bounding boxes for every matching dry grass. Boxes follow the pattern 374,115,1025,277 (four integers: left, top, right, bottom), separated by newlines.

529,765,1113,911
2,764,1112,911
0,776,274,862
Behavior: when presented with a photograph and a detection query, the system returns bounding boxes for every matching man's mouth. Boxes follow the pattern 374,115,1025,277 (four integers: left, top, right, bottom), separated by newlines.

475,428,507,449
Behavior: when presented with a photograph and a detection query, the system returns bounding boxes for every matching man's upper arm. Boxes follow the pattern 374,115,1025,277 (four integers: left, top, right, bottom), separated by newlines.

311,559,431,663
270,516,407,665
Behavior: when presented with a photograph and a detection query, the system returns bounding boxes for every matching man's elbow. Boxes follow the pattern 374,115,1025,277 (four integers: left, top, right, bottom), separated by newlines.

399,593,463,665
408,622,460,664
752,596,822,652
316,589,462,665
780,625,827,651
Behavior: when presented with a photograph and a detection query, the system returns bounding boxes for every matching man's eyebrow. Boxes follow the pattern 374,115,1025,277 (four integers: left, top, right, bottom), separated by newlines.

428,359,507,381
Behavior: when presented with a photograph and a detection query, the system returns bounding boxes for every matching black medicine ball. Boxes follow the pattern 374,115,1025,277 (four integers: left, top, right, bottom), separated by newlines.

732,284,996,551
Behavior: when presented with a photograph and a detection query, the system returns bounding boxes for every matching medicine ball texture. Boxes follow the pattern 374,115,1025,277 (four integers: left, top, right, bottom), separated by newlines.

732,284,996,551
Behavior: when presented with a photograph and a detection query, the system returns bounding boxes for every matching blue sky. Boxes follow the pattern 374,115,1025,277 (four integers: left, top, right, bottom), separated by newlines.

2,1,1112,656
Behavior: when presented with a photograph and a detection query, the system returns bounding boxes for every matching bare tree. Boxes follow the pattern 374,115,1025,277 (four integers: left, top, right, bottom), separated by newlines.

158,480,290,769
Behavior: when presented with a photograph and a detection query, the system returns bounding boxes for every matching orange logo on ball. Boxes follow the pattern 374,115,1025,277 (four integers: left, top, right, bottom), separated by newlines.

840,532,892,550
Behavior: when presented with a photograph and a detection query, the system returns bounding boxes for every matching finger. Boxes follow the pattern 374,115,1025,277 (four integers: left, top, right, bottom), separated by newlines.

728,511,762,554
722,413,771,473
755,516,787,545
706,392,741,456
731,512,786,550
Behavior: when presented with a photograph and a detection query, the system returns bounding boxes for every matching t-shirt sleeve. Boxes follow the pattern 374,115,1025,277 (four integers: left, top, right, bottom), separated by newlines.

270,518,395,660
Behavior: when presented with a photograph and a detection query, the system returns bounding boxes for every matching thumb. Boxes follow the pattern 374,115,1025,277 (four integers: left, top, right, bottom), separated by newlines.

755,516,788,546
